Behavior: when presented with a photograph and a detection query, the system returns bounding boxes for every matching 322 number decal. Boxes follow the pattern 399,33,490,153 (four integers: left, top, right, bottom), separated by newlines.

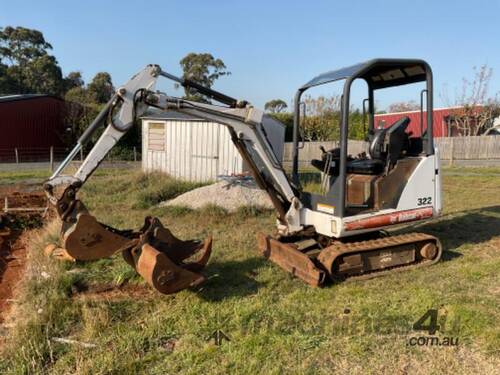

417,197,432,206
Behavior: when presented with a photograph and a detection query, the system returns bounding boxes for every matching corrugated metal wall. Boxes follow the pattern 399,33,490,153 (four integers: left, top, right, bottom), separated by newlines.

374,108,452,137
0,96,66,149
142,119,244,182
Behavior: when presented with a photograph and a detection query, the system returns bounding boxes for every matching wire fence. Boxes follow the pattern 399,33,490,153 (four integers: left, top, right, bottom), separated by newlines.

0,147,67,163
0,146,140,164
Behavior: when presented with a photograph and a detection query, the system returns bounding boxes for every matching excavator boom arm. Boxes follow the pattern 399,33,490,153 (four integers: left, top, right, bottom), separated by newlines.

45,64,301,231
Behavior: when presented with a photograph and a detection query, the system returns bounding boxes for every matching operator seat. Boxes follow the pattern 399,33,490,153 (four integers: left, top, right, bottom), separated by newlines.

369,116,410,161
347,116,410,174
310,116,411,175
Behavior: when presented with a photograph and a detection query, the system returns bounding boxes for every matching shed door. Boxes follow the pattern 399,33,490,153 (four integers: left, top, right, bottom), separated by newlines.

147,122,165,171
190,122,220,182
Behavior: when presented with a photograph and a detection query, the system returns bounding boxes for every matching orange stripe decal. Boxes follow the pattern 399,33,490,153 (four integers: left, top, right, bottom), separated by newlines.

344,207,434,231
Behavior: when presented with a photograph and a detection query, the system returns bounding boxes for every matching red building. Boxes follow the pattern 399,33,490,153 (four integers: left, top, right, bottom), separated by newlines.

374,107,463,138
0,95,67,162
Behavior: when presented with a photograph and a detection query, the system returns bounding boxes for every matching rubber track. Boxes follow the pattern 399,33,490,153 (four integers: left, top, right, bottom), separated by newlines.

328,232,442,281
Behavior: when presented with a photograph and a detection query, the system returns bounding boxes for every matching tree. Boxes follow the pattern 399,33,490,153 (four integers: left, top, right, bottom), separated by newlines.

445,65,500,136
0,26,52,65
179,53,230,102
87,72,114,104
292,95,366,142
64,86,100,139
64,72,114,140
265,99,288,113
0,61,15,94
64,71,84,92
0,26,64,95
387,100,420,113
23,54,64,94
301,95,342,141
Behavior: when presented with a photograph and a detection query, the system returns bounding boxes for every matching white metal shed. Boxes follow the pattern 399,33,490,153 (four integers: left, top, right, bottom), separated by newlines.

141,108,284,182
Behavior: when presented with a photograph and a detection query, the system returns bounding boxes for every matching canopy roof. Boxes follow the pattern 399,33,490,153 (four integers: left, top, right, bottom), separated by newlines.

300,58,430,91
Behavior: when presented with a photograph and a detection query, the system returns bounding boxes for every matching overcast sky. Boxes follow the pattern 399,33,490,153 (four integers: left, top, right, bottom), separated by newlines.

1,0,499,110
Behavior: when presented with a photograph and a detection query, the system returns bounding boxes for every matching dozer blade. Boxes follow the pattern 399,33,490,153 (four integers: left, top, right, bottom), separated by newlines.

257,233,326,287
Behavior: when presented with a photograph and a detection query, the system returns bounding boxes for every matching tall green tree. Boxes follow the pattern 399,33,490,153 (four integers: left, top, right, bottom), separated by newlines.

64,71,84,92
0,26,64,95
0,61,14,93
64,71,114,139
0,26,52,64
179,53,230,102
87,72,114,104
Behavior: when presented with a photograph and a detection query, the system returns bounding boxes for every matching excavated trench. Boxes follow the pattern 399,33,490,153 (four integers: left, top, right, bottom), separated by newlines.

0,187,47,326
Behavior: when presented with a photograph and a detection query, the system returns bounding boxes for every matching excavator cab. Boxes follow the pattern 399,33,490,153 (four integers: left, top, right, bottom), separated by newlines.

292,59,440,216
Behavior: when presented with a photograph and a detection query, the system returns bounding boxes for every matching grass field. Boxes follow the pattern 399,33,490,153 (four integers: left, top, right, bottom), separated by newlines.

1,166,499,374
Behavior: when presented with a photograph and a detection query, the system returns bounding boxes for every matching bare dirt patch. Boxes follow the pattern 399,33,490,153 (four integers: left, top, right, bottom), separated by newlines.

0,229,27,323
0,186,47,324
72,283,155,302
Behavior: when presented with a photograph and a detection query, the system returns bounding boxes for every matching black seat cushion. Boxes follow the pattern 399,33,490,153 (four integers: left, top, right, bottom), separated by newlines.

346,159,385,175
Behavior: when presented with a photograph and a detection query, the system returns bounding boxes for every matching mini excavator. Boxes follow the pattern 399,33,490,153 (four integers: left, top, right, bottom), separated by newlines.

44,59,442,293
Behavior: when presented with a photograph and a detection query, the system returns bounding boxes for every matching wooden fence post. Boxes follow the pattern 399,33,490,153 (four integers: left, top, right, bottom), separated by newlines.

449,139,454,166
50,146,54,172
133,146,137,162
14,148,19,164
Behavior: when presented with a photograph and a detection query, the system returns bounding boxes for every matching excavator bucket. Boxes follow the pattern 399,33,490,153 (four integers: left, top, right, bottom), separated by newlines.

58,210,212,294
123,217,213,294
62,213,136,260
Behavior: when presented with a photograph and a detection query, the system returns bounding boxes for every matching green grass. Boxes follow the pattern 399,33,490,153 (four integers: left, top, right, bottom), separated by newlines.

1,167,499,374
0,169,51,184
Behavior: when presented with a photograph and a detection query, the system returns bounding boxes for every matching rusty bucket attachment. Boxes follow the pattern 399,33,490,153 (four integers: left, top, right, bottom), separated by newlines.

60,213,212,294
123,217,213,294
62,213,136,260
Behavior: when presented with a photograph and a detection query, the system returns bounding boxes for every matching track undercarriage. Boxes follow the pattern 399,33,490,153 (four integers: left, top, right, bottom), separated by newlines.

257,231,442,286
